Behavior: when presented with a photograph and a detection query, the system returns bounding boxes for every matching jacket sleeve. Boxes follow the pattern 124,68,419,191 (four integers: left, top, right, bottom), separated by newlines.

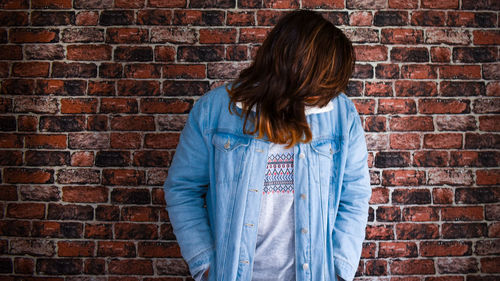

163,97,215,279
333,106,372,281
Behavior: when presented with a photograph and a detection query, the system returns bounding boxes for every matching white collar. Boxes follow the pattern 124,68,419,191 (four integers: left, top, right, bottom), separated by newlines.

235,100,333,115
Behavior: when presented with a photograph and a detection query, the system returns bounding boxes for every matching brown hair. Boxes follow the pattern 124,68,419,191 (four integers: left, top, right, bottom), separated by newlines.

225,9,355,149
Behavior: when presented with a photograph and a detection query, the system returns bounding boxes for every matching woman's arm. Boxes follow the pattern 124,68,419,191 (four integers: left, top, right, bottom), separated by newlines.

163,98,214,280
332,106,372,281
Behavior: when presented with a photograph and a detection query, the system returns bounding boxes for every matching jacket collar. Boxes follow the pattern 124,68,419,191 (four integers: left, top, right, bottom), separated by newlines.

235,100,334,115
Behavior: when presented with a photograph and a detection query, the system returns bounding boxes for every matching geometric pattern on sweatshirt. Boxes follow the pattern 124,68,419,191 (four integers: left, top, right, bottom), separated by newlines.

263,152,294,194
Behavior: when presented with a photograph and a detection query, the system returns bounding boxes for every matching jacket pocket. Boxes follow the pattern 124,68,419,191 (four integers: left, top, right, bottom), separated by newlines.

211,131,251,183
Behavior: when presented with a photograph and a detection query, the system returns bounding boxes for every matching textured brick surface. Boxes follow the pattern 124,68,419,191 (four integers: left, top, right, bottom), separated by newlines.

0,0,498,279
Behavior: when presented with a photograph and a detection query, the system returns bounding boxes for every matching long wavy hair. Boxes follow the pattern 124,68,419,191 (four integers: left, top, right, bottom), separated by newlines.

225,9,355,148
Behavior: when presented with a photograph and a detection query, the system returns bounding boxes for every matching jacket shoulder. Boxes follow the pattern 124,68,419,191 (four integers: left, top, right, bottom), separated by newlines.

335,92,360,117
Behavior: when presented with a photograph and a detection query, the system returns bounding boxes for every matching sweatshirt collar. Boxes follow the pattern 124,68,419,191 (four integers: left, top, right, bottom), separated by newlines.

235,100,334,115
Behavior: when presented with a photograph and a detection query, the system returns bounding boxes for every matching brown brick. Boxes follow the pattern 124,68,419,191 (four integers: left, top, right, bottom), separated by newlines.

432,188,453,204
137,242,181,258
411,11,445,26
85,223,112,239
347,0,386,9
354,45,388,61
144,133,179,149
108,259,153,275
227,11,255,25
12,62,50,77
382,170,426,186
6,203,45,219
67,45,111,61
239,27,271,43
396,223,439,239
4,168,54,184
32,0,72,8
378,99,416,114
57,241,94,257
379,242,417,258
117,80,160,96
75,12,99,26
423,133,462,149
36,258,83,275
36,79,86,96
390,116,434,131
52,62,97,78
401,65,437,79
114,223,158,240
413,151,448,167
441,206,484,221
431,47,451,62
402,206,439,221
10,28,59,43
14,257,34,274
365,224,394,240
476,169,500,185
124,64,162,79
62,186,108,203
61,98,98,114
102,169,145,186
97,241,136,257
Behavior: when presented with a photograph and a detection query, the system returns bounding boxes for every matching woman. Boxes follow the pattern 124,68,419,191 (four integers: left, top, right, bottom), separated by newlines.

163,9,372,281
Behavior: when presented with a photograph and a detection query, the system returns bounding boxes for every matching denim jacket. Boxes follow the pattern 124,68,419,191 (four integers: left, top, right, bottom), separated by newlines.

163,83,372,281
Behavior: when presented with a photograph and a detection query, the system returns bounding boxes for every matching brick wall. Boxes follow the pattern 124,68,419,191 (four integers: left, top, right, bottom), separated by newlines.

0,0,498,279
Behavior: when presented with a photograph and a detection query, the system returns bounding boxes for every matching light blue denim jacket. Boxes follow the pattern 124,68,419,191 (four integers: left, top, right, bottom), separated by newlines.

163,83,372,281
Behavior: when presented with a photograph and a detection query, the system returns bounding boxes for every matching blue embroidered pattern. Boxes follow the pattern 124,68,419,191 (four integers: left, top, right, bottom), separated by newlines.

263,152,294,194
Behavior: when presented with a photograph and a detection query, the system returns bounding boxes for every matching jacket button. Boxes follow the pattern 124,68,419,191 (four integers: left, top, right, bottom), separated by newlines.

299,152,305,159
301,228,308,234
300,193,306,200
302,263,309,270
224,140,230,149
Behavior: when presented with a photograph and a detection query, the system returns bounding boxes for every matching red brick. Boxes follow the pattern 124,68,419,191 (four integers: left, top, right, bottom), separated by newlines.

36,79,87,96
0,134,23,148
31,220,83,238
111,116,155,131
67,45,111,61
162,64,205,79
154,46,175,62
84,258,105,275
97,241,136,257
10,28,59,43
479,116,500,131
481,257,500,273
473,30,500,45
56,169,100,184
76,11,99,26
423,133,462,149
12,62,50,77
378,99,416,114
365,225,394,240
431,47,451,62
95,205,120,221
441,206,484,221
4,168,53,184
349,11,372,26
148,0,186,7
381,28,423,44
199,28,237,44
100,98,138,113
60,98,98,114
13,97,59,114
447,11,496,27
68,132,109,149
419,99,469,114
18,115,38,131
382,170,426,186
140,98,191,114
227,11,255,26
85,223,112,239
239,27,271,43
114,0,144,8
388,0,418,8
9,238,55,256
421,0,458,8
0,0,28,9
411,11,445,26
52,62,97,78
486,82,499,96
57,241,94,257
150,27,196,44
365,82,392,96
88,80,115,95
390,259,435,275
483,64,500,80
379,242,417,257
137,242,181,258
108,259,153,275
106,28,148,44
117,80,160,96
32,0,72,8
122,206,158,222
432,188,453,204
102,169,145,186
6,203,45,219
390,116,434,131
114,223,158,240
402,206,439,221
389,133,420,149
144,133,179,149
71,151,94,167
302,0,344,8
62,186,108,203
14,257,34,274
133,151,172,167
413,151,448,167
347,0,386,9
401,65,437,79
124,64,161,79
421,241,471,257
476,169,500,185
110,133,141,149
0,45,22,60
354,45,388,61
439,65,481,79
396,223,439,240
428,168,474,186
